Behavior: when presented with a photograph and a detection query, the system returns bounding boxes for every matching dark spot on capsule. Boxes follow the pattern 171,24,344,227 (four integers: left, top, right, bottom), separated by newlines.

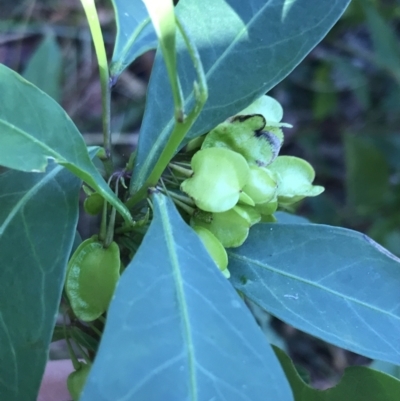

232,114,265,131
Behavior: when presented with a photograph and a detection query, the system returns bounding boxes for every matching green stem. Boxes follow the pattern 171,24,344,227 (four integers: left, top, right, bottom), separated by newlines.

72,335,91,365
63,315,81,370
79,0,113,175
126,17,207,209
168,163,193,177
170,198,195,215
126,150,137,173
104,178,119,247
158,181,195,214
161,176,180,187
87,321,103,337
98,197,108,242
99,175,114,242
171,161,192,168
97,315,106,325
167,190,195,206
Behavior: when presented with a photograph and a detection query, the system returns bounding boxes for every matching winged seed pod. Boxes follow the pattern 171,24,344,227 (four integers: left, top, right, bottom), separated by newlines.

268,156,325,206
181,147,249,213
191,205,259,248
201,115,282,167
65,236,120,322
237,94,292,128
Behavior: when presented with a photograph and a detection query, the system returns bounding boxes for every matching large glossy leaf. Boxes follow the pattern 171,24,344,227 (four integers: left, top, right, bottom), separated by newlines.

110,0,157,79
370,360,400,380
131,0,351,192
0,163,81,401
80,193,293,401
229,223,400,364
23,33,62,102
274,346,400,401
0,64,132,223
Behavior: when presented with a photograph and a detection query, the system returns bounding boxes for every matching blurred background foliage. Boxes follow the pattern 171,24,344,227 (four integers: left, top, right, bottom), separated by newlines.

1,0,399,390
272,0,400,259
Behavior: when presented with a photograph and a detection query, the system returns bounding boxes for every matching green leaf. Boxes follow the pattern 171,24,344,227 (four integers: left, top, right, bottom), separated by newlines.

370,360,400,380
274,346,400,401
344,134,390,216
131,0,351,192
110,0,157,79
51,326,99,353
358,0,400,83
80,193,293,401
274,211,310,224
330,57,370,110
229,223,400,364
0,163,81,401
0,64,132,224
23,33,62,102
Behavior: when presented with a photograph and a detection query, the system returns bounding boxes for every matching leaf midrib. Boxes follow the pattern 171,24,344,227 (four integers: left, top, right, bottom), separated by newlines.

159,196,198,400
229,252,400,321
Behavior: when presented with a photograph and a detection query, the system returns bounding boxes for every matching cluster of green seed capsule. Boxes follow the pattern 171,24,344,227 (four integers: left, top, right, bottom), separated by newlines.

179,95,324,277
62,96,324,400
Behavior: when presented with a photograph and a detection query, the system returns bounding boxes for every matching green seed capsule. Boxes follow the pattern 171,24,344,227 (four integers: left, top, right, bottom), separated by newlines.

193,225,228,273
83,192,104,216
66,236,120,322
67,362,91,401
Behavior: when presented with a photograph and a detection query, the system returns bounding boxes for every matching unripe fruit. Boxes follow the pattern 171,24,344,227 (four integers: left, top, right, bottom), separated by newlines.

83,192,103,215
202,115,282,167
65,236,120,322
192,207,253,248
193,225,229,275
255,199,278,217
237,95,292,129
67,362,91,401
181,147,249,213
242,166,277,205
268,156,324,206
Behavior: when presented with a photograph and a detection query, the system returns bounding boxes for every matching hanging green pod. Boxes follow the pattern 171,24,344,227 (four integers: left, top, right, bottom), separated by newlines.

65,236,120,322
192,225,229,276
67,362,91,401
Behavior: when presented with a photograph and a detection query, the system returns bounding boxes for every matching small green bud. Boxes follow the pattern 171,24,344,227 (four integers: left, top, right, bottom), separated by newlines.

83,193,104,216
